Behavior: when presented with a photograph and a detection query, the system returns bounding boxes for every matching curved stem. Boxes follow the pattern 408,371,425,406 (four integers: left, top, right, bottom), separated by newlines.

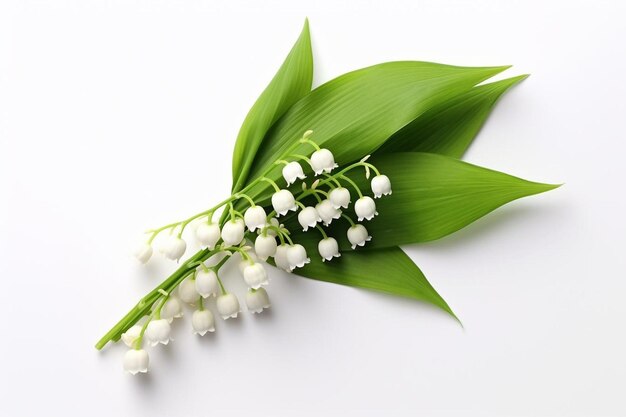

299,137,320,151
260,177,281,192
235,193,256,207
340,175,363,198
363,162,381,176
292,154,312,166
341,213,356,227
323,173,341,188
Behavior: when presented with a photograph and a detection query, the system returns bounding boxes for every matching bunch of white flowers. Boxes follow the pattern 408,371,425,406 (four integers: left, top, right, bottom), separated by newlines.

108,131,392,375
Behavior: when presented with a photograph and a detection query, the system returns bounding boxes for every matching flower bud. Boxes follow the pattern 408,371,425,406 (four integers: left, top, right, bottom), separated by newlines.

329,187,351,209
164,236,186,261
254,234,277,260
282,161,306,185
287,244,310,269
273,244,293,272
123,349,149,375
318,237,341,261
178,277,199,304
347,224,372,249
310,148,338,175
133,242,153,264
354,196,378,221
271,189,297,216
216,293,240,319
243,262,269,289
192,309,215,335
246,288,271,313
221,218,245,246
315,199,341,226
121,324,143,348
160,297,183,322
145,319,172,346
195,269,219,298
244,206,266,232
298,206,321,231
371,174,392,198
196,222,220,249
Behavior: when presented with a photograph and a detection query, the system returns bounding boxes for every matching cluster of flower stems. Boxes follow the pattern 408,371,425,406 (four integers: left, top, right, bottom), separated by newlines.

96,131,392,375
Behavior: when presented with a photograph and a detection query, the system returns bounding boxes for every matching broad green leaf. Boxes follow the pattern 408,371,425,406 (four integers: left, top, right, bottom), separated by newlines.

287,240,457,319
378,75,529,158
285,152,559,249
236,62,509,206
231,20,313,192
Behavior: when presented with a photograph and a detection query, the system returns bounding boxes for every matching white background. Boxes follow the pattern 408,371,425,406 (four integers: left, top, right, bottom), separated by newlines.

1,1,625,416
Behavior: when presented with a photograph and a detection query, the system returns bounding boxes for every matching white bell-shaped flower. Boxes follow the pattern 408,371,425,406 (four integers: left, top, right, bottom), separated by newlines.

273,244,293,272
177,277,199,304
192,309,215,335
145,319,172,346
347,224,372,249
282,161,306,185
243,262,268,289
287,244,310,269
244,206,266,232
246,288,271,314
271,189,297,216
371,174,392,198
318,237,341,261
354,196,378,221
310,148,338,175
254,234,277,260
121,324,143,348
164,236,186,261
195,269,219,298
216,293,240,319
316,199,341,226
160,297,183,322
123,349,149,375
196,222,220,249
133,242,153,264
221,218,245,246
329,187,351,209
298,206,321,231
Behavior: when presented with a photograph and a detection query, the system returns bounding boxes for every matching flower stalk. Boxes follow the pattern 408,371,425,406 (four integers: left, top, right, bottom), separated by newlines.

98,132,393,375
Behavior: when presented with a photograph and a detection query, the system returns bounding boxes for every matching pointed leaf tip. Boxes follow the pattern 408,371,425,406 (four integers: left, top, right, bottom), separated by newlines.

230,20,314,192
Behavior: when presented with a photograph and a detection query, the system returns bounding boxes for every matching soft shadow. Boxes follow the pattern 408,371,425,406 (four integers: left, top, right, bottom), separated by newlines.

250,307,274,321
194,331,219,347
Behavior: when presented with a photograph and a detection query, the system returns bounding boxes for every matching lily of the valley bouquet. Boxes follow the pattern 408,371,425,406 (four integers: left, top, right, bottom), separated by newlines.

96,20,558,375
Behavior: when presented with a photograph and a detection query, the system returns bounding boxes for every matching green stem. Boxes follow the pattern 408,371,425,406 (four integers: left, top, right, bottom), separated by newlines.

260,177,281,192
235,193,256,207
363,162,381,176
340,175,363,198
341,213,356,227
299,137,320,151
323,173,341,188
95,248,213,350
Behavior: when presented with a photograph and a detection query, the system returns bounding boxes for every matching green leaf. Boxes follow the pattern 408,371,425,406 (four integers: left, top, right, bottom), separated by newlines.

231,19,313,192
291,242,457,319
378,75,529,158
286,152,559,249
237,62,509,205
